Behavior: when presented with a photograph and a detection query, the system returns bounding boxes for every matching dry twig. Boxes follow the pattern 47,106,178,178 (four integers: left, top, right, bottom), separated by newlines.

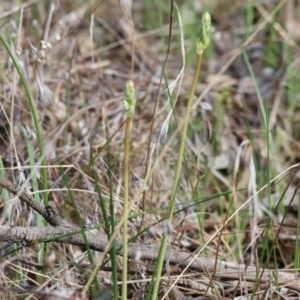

0,177,299,290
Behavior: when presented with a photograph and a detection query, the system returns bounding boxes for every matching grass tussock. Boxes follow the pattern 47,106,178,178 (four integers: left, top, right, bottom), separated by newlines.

0,0,300,299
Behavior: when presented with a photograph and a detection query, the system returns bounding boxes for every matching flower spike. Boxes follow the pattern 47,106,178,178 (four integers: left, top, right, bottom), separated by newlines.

123,80,136,119
196,12,211,54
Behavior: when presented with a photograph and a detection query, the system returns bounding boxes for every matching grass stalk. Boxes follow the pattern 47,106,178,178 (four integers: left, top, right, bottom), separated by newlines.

0,158,11,216
0,35,50,285
0,35,48,205
19,125,46,283
105,128,119,300
89,130,119,298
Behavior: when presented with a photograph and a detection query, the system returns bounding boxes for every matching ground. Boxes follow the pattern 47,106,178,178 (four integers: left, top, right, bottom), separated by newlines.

0,0,300,299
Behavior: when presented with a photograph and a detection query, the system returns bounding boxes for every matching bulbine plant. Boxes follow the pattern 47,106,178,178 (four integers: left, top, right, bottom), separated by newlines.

147,12,211,299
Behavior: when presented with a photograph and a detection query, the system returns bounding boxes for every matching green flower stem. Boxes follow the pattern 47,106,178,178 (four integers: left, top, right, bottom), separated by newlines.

149,13,210,297
122,117,131,299
150,53,203,299
122,81,135,299
0,35,49,285
0,36,48,205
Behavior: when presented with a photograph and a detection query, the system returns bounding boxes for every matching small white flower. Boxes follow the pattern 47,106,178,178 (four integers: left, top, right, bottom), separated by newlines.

16,49,22,57
55,33,61,42
133,249,142,262
40,40,48,50
161,219,173,236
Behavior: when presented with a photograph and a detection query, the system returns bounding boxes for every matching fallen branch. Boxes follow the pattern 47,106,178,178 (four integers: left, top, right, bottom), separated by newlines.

0,178,299,289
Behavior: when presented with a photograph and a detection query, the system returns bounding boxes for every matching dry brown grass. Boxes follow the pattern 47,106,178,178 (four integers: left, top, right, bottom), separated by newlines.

0,0,300,299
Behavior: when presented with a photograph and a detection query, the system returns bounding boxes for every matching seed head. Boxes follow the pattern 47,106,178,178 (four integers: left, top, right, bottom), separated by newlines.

161,219,173,236
41,40,48,50
36,75,53,108
46,42,52,50
16,49,22,57
55,33,61,42
24,37,46,64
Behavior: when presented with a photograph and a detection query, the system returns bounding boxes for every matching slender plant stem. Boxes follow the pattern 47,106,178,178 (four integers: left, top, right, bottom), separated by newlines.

150,53,203,299
122,117,131,299
0,36,48,205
